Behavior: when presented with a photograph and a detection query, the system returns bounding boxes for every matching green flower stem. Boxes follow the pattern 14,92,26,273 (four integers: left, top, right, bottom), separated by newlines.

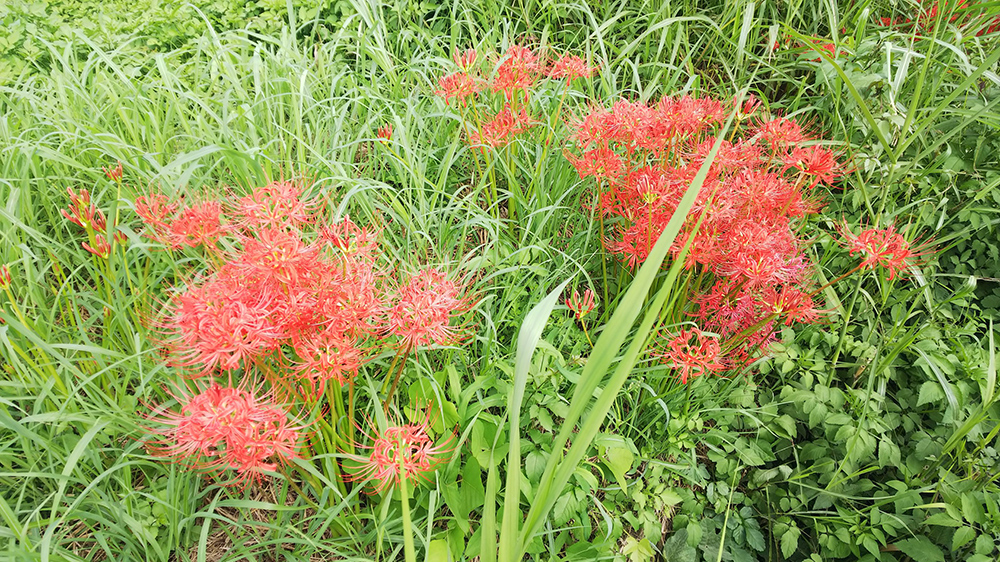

398,466,416,562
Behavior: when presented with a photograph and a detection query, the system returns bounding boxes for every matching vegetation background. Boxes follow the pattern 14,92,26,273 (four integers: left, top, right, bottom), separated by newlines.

1,0,999,561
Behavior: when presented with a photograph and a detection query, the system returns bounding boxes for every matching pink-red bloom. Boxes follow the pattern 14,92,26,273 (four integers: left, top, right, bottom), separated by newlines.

103,162,123,182
838,224,923,280
566,288,597,320
468,105,535,149
349,418,451,493
147,383,304,487
434,72,480,105
377,124,394,142
548,54,598,81
0,264,10,288
61,188,106,233
453,48,478,70
387,268,472,349
656,328,725,384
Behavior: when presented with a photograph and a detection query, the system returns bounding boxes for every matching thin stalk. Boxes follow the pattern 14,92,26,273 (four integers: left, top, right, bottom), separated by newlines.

398,470,416,562
383,345,412,412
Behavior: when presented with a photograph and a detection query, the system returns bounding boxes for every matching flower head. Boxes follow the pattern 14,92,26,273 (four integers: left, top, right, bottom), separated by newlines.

103,162,123,182
838,223,924,280
434,72,480,105
146,383,304,487
387,268,472,349
61,188,105,232
0,264,10,288
548,54,598,81
566,288,597,320
376,124,394,143
349,418,451,493
656,328,725,384
168,201,227,249
453,48,478,70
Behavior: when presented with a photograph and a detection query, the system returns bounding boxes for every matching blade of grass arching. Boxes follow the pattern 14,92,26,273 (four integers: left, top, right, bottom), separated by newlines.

480,461,499,562
39,416,111,562
786,29,894,161
894,45,1000,159
513,104,739,557
0,492,30,550
497,278,571,562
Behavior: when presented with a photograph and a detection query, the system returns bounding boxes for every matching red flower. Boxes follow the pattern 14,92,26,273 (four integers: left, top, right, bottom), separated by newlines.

135,193,179,242
548,54,598,81
167,201,227,249
103,161,123,182
434,72,480,105
82,237,112,258
233,181,317,230
566,289,597,320
656,328,725,384
453,48,478,70
492,44,543,99
784,145,842,187
0,264,10,288
376,124,394,142
564,147,624,183
387,268,472,349
61,188,106,232
838,224,923,280
349,418,451,493
468,104,536,149
147,383,304,487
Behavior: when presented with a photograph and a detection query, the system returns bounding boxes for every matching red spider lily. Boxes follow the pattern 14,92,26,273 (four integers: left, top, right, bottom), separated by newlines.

103,162,123,182
784,145,843,187
291,330,366,398
82,237,111,258
233,181,317,230
566,289,597,320
755,117,808,152
434,72,480,105
453,48,477,70
468,105,536,149
135,193,179,242
548,54,598,81
564,147,624,183
386,268,473,349
146,382,304,487
837,223,925,280
656,328,725,384
167,201,227,249
348,417,451,493
61,188,106,232
762,285,822,326
492,44,544,100
376,124,394,142
0,265,10,288
319,216,381,262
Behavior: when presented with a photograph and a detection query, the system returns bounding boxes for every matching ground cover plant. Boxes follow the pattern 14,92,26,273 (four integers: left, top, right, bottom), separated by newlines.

1,0,999,561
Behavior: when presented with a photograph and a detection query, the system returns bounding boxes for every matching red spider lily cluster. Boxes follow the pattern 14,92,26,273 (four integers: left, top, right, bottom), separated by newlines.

127,179,471,485
147,383,304,487
348,417,451,493
60,186,128,258
565,97,844,372
875,0,1000,35
433,44,597,151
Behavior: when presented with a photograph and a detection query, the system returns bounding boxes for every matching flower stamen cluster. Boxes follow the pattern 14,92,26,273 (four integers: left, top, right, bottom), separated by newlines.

147,383,302,487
